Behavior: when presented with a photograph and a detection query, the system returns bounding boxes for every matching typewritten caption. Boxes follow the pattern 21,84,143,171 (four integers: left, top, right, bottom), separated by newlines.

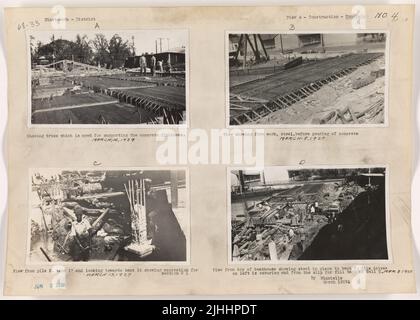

26,131,359,143
214,266,413,286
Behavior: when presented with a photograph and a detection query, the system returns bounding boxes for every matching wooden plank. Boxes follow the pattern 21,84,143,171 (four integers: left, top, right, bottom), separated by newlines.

276,99,289,108
74,191,125,200
262,104,273,113
290,93,301,101
252,110,262,119
270,100,282,109
243,113,253,122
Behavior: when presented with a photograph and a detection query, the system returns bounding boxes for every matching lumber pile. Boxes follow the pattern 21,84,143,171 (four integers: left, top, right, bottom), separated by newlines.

314,97,384,125
352,74,376,89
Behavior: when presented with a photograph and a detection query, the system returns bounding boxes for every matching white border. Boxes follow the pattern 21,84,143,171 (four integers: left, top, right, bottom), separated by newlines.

1,0,419,301
225,30,390,129
26,28,190,129
26,166,191,266
226,164,392,265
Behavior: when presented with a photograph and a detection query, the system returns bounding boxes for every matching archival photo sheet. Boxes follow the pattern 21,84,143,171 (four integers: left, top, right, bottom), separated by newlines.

3,5,416,295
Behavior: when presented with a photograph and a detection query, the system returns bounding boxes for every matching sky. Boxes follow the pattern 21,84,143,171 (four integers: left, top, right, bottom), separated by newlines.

30,29,188,54
263,167,290,182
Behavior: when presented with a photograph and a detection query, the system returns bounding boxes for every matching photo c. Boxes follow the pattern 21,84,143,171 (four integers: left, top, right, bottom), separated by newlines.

29,169,189,263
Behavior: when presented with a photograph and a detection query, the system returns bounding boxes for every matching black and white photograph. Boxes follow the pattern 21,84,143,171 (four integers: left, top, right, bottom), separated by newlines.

228,32,387,126
30,30,187,126
230,167,388,261
29,169,188,263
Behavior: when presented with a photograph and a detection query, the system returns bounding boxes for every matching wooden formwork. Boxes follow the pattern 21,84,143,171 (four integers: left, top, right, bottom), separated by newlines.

230,54,382,125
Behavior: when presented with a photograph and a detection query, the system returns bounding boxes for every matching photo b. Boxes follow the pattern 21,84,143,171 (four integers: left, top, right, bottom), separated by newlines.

230,167,388,262
29,169,188,263
228,33,387,126
30,30,187,125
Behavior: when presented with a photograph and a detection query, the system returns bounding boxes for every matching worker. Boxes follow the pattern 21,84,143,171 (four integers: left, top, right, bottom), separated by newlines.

139,54,147,75
288,228,295,242
299,208,305,223
157,60,163,73
68,205,93,261
314,201,319,213
310,204,316,219
150,55,156,76
166,59,172,73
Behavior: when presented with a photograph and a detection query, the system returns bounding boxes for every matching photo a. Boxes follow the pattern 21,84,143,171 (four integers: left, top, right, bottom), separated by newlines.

228,32,387,126
29,29,188,126
28,169,189,263
229,166,389,262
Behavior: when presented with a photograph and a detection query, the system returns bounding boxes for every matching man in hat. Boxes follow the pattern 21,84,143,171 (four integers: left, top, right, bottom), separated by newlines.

139,54,147,75
150,55,156,76
69,205,93,261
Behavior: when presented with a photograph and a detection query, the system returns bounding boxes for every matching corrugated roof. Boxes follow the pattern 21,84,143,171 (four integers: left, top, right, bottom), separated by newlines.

160,47,185,54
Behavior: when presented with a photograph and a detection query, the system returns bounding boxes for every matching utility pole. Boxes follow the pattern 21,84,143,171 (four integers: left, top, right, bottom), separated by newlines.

279,34,284,54
157,38,164,53
243,34,247,70
156,37,170,53
261,171,266,185
238,171,245,194
131,36,135,56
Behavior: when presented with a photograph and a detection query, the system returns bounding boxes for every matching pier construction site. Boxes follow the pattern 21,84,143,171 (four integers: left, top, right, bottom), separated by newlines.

32,60,186,125
29,170,187,262
229,33,386,125
231,168,388,261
